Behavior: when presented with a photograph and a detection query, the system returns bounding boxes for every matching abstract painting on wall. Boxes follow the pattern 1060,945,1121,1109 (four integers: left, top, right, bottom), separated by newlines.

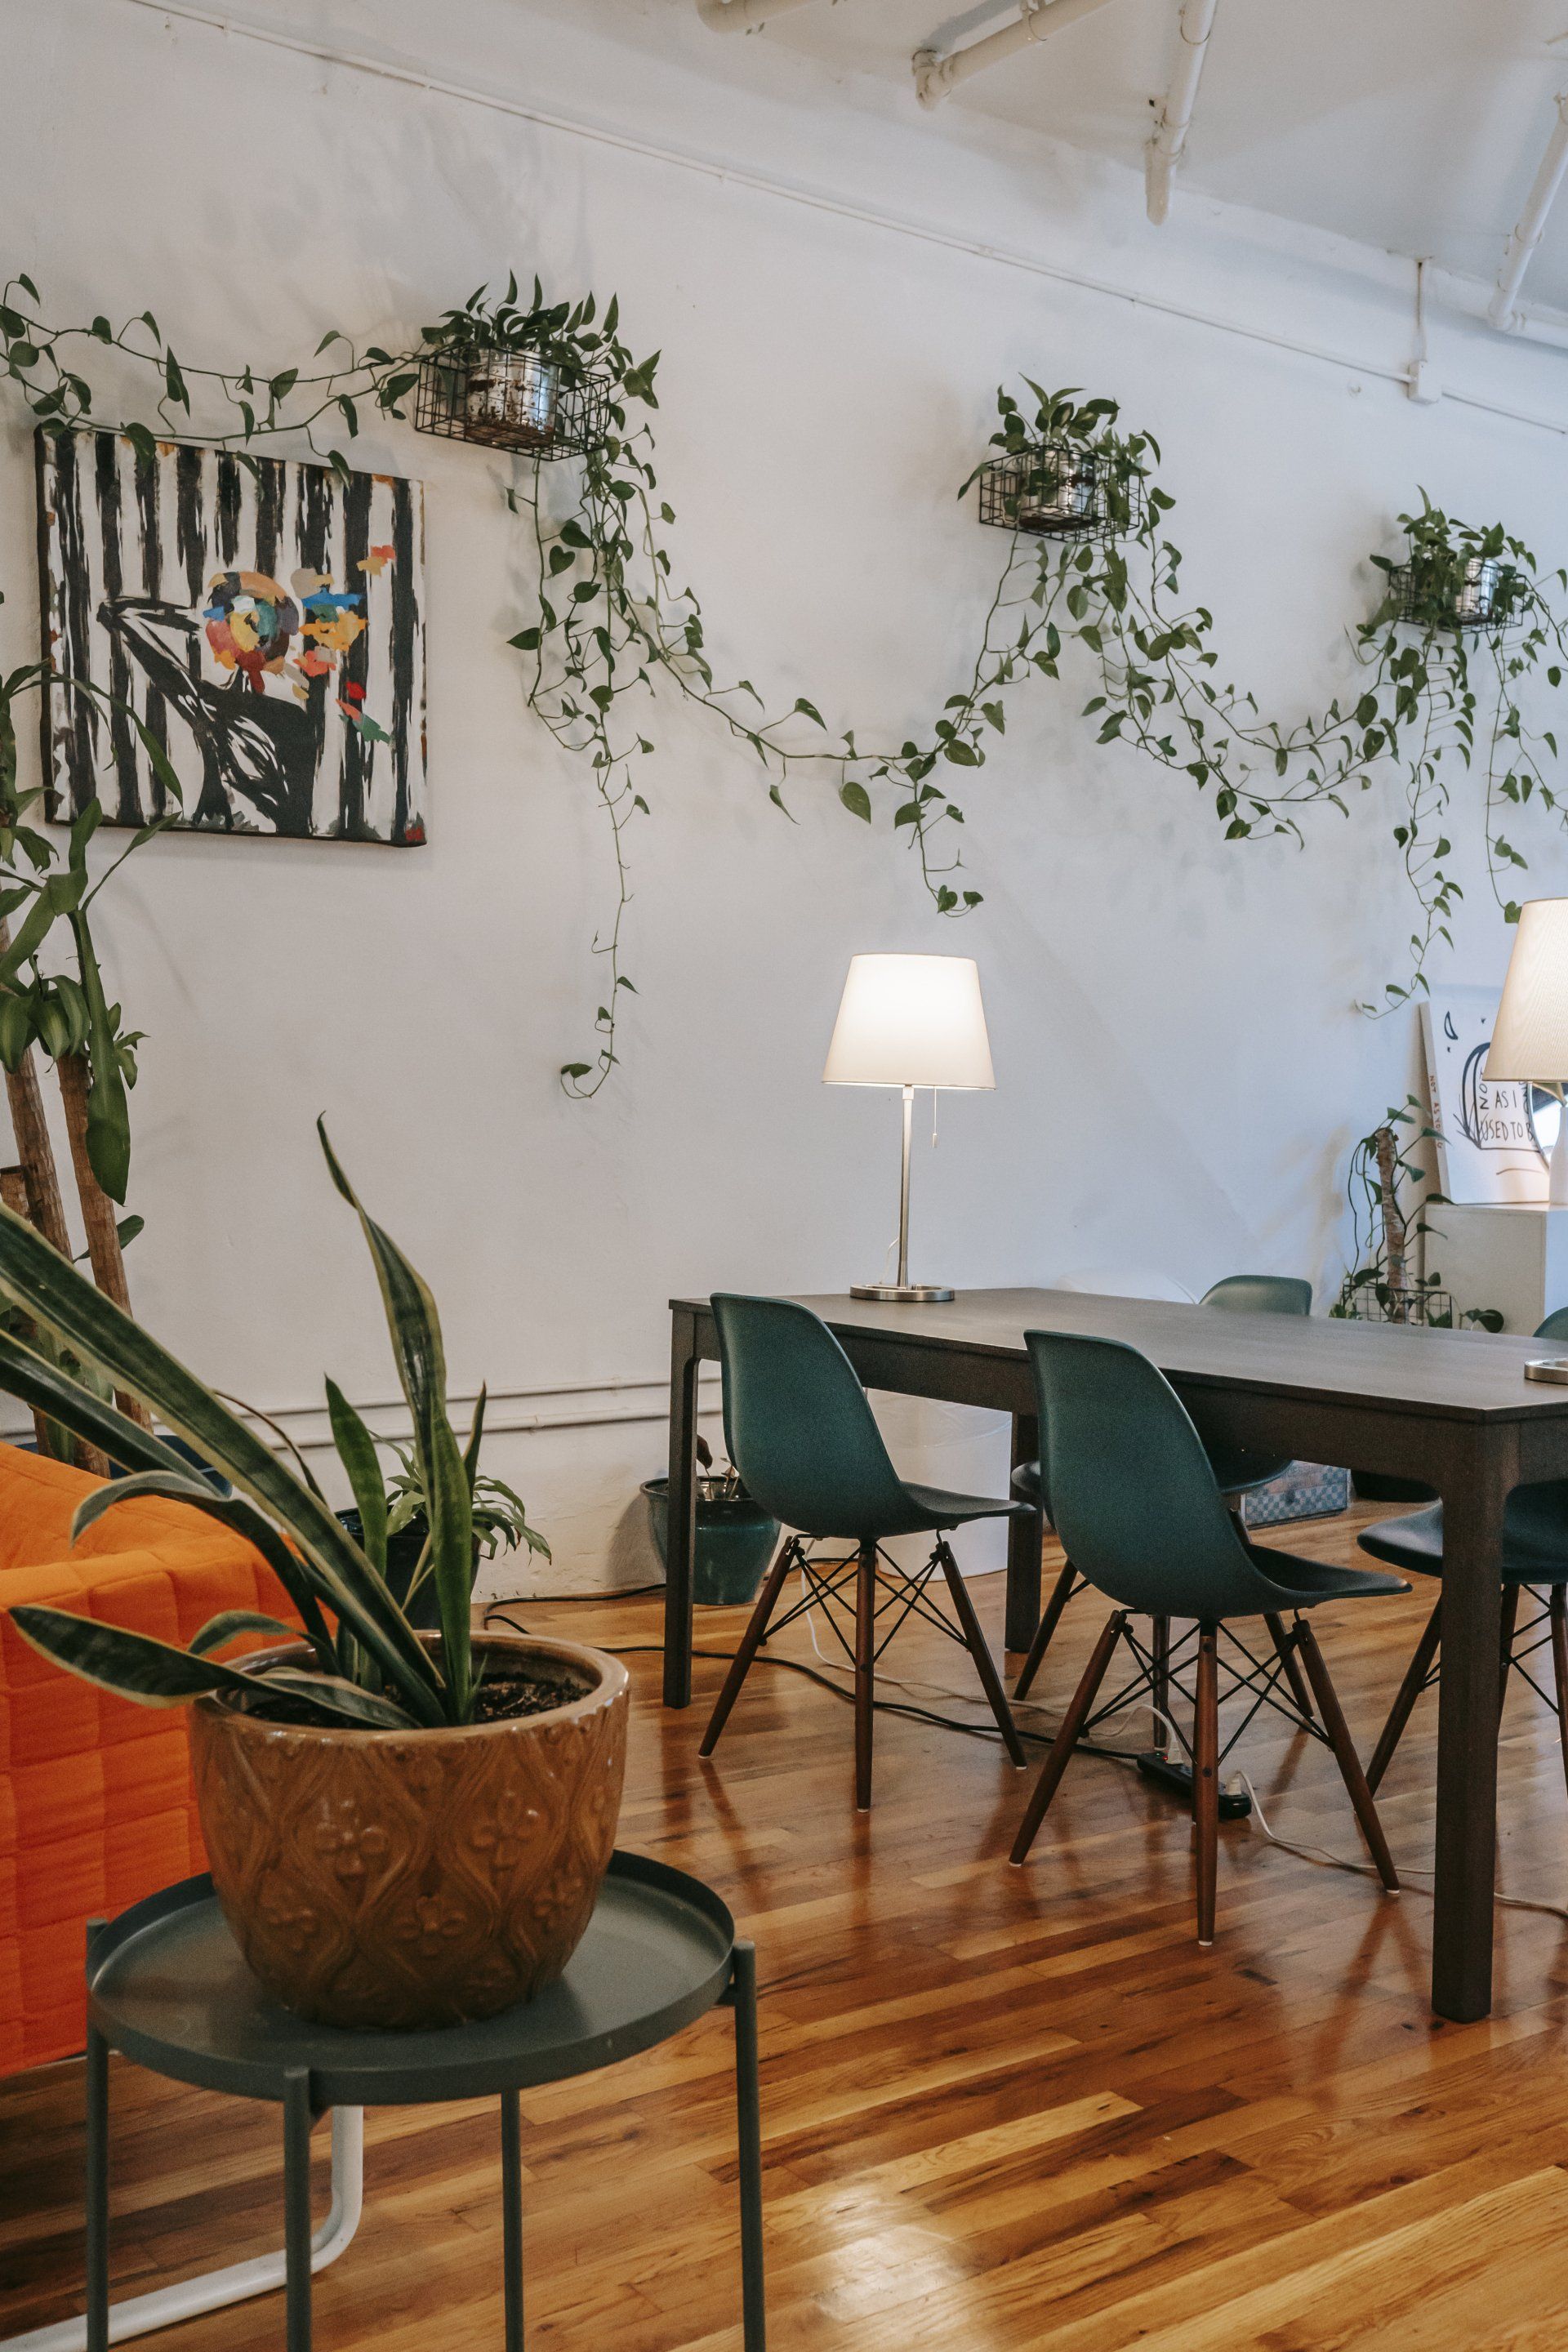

36,427,426,844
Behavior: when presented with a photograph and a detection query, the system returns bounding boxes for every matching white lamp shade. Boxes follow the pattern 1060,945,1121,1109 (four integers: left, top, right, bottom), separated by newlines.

1486,898,1568,1080
822,954,995,1089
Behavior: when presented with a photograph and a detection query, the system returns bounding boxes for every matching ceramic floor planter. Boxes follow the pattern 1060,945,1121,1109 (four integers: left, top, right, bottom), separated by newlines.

642,1477,781,1607
189,1633,629,2031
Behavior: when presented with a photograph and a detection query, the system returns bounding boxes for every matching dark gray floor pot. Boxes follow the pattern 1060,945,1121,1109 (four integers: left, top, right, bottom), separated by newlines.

641,1477,780,1607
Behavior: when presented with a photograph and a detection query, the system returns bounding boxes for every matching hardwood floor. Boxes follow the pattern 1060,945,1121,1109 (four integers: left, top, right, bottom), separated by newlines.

7,1504,1568,2347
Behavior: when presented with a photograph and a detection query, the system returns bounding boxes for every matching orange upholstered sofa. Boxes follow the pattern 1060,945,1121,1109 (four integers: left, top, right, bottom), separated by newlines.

0,1441,295,2076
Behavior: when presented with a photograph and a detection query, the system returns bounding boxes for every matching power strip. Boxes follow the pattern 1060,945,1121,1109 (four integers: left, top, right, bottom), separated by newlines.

1135,1748,1254,1820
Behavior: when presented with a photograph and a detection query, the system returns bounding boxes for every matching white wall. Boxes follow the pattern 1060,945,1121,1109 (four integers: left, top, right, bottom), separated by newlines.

3,0,1568,1592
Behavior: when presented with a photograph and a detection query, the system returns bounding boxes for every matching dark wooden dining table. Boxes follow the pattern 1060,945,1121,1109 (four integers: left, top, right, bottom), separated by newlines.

664,1286,1568,2022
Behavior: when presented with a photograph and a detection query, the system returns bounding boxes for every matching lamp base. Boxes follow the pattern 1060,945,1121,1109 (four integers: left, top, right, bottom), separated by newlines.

849,1281,956,1303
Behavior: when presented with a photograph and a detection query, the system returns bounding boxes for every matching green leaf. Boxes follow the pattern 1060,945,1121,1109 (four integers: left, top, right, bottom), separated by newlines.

316,1124,474,1713
794,697,826,728
839,780,873,822
326,1378,389,1579
68,1463,336,1663
187,1608,301,1657
10,1604,292,1708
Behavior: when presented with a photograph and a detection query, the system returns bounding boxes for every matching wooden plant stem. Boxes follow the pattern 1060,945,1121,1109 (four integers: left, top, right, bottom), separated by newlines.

56,1052,152,1432
1374,1125,1409,1312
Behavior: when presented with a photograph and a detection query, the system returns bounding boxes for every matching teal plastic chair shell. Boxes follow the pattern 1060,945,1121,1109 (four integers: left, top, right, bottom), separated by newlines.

712,1294,1027,1543
1359,1304,1568,1586
1027,1329,1405,1621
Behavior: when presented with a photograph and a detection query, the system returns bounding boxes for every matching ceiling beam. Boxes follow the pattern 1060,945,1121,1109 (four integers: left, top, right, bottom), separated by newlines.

694,0,830,31
914,0,1120,112
1145,0,1219,225
1490,88,1568,330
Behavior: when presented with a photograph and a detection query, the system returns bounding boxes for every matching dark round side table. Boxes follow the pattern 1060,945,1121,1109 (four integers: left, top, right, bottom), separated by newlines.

81,1853,764,2352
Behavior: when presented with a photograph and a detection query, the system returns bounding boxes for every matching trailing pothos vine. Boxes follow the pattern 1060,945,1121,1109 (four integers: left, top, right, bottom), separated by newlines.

8,267,1568,1100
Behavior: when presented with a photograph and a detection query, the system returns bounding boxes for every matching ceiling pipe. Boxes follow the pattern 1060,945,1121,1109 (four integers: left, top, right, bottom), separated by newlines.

694,0,827,30
1490,87,1568,330
1145,0,1219,225
914,0,1120,111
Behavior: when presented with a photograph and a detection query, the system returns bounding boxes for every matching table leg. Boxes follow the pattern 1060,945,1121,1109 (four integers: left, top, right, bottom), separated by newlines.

500,2091,524,2352
84,2007,109,2352
729,1941,766,2350
1005,1411,1041,1653
1432,1435,1514,2022
664,1306,702,1708
283,2071,313,2352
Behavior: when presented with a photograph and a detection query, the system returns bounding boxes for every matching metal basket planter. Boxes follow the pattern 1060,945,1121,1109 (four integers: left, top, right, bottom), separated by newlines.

1389,553,1523,635
978,443,1146,540
414,350,613,460
1336,1277,1455,1328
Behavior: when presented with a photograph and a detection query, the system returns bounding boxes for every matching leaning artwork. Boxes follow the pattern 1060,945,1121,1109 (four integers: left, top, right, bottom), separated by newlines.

35,427,426,844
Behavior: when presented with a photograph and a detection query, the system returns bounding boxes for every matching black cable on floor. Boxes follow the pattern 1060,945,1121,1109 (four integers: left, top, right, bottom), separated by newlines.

480,1601,1149,1761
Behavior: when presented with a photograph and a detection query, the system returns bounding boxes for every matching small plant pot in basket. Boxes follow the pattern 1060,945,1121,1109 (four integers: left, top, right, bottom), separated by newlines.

190,1630,628,2030
641,1477,780,1608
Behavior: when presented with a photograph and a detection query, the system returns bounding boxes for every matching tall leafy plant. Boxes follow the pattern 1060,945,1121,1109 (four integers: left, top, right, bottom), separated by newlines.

3,1123,485,1730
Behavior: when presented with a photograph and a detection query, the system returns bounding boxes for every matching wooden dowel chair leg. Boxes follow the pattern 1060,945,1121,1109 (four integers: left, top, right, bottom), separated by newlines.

1194,1624,1220,1948
700,1540,797,1757
1549,1587,1568,1803
1151,1614,1172,1743
1013,1560,1081,1702
854,1539,877,1811
1009,1612,1125,1866
1265,1611,1315,1722
1367,1597,1441,1795
1294,1614,1400,1894
938,1542,1027,1766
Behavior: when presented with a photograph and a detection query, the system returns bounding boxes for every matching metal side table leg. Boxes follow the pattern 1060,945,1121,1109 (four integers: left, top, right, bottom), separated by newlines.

283,2071,313,2352
84,2021,109,2352
501,2091,525,2352
2,2109,364,2352
729,1941,766,2350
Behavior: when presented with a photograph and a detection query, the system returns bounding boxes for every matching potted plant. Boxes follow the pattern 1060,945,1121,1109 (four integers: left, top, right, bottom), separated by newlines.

336,1424,550,1629
417,276,613,455
642,1437,780,1608
0,1123,628,2031
1379,506,1529,635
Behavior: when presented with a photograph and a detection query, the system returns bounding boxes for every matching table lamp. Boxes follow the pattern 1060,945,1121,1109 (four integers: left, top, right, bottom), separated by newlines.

822,952,994,1302
1486,896,1568,1206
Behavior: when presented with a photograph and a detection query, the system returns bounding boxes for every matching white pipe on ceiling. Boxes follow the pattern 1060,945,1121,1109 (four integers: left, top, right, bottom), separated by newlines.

695,0,826,29
1490,89,1568,330
914,0,1120,112
1145,0,1219,225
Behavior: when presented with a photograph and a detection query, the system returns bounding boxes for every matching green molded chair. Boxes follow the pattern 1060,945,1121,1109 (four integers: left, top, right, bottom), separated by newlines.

1357,1304,1568,1795
1010,1330,1404,1944
1011,1273,1315,1709
698,1294,1027,1810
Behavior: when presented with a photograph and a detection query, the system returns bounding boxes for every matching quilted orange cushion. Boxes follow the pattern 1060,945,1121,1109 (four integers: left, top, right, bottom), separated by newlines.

0,1441,298,2076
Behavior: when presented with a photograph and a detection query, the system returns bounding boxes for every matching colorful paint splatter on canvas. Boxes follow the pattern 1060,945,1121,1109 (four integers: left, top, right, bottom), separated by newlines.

36,429,426,844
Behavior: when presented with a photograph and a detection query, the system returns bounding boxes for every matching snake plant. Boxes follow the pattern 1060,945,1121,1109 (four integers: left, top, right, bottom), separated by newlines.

1,1122,485,1729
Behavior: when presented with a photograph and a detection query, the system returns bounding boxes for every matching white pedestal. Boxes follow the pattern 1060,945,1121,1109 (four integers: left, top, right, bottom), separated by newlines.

1427,1205,1568,1335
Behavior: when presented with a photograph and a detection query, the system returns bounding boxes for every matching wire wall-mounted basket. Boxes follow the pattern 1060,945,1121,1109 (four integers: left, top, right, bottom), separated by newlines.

1336,1277,1455,1328
1388,553,1523,635
414,351,613,460
977,444,1146,541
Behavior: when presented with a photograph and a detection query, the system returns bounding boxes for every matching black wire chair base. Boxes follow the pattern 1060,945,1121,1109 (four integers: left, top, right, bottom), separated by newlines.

700,1531,1026,1802
761,1539,983,1672
1085,1614,1326,1772
1369,1583,1568,1797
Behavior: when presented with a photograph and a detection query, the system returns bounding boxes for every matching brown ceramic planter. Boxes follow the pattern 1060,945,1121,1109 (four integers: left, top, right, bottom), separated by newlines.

189,1633,629,2031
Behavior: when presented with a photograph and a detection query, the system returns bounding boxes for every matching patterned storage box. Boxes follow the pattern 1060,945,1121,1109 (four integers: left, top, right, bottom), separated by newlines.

1240,1461,1351,1529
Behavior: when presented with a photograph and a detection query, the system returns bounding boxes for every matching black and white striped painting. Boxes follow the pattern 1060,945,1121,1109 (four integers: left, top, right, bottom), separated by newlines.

36,428,426,844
